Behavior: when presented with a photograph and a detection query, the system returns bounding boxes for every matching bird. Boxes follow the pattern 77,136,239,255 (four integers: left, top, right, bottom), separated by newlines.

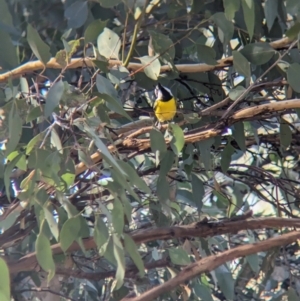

153,83,177,124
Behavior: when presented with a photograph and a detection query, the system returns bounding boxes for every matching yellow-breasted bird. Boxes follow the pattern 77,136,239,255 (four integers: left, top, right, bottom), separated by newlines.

153,83,177,123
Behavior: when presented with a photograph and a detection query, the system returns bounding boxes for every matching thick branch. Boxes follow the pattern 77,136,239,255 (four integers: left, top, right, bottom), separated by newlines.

122,230,300,301
0,37,291,83
7,217,300,274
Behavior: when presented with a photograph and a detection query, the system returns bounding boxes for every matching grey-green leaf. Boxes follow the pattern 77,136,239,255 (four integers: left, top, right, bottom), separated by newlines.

36,232,55,273
287,63,300,93
210,12,234,45
233,51,250,78
6,102,22,156
45,80,65,118
215,265,234,300
111,198,124,235
241,0,255,40
170,124,185,155
150,129,167,155
97,27,121,59
124,234,145,277
280,120,292,150
197,45,218,65
60,217,81,252
148,30,175,64
113,234,125,290
233,122,246,152
191,173,204,212
27,24,51,65
0,28,18,70
84,19,107,44
240,42,275,65
221,142,235,172
0,258,10,301
137,56,161,80
64,0,88,29
223,0,240,20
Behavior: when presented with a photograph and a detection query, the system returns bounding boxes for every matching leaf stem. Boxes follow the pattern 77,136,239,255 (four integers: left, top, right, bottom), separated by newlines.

123,17,142,68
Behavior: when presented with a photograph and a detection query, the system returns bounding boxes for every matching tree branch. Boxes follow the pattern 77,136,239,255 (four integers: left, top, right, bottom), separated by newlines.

0,37,292,83
7,216,300,274
121,230,300,301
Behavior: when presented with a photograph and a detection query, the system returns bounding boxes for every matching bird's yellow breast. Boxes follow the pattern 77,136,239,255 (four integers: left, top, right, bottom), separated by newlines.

154,98,176,122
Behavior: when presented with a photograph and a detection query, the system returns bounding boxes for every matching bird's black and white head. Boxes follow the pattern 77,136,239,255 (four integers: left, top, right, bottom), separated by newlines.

154,83,173,102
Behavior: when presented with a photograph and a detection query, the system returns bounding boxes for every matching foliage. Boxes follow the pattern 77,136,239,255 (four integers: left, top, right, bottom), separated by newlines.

0,0,300,300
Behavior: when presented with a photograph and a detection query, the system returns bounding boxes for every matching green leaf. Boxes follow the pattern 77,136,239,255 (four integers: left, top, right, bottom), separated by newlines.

229,86,247,101
197,45,218,65
6,102,22,156
160,150,175,176
157,174,169,202
137,56,161,80
193,282,213,301
286,0,300,15
287,63,300,93
247,254,259,273
50,128,63,153
286,22,300,39
0,28,18,70
221,142,235,172
150,129,167,155
264,0,278,31
64,0,88,29
36,232,55,275
280,120,292,150
169,247,191,265
0,258,10,301
223,0,240,20
27,24,51,65
215,265,234,300
0,0,13,28
0,210,19,232
148,30,175,64
98,0,122,8
60,216,81,252
44,80,64,118
111,198,124,235
233,122,246,152
240,42,275,65
197,138,214,171
94,215,109,250
287,288,299,301
124,234,145,277
233,51,250,78
191,173,204,212
96,75,131,120
44,204,59,241
210,12,234,45
97,27,121,59
113,234,125,290
170,124,185,155
241,0,255,40
117,160,151,194
84,19,107,44
26,132,46,155
26,106,43,123
4,154,22,201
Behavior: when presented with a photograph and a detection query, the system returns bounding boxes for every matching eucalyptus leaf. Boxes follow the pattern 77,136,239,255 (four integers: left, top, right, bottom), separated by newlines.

97,27,121,59
44,80,64,118
241,0,255,40
27,24,51,65
0,258,10,301
64,0,88,29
